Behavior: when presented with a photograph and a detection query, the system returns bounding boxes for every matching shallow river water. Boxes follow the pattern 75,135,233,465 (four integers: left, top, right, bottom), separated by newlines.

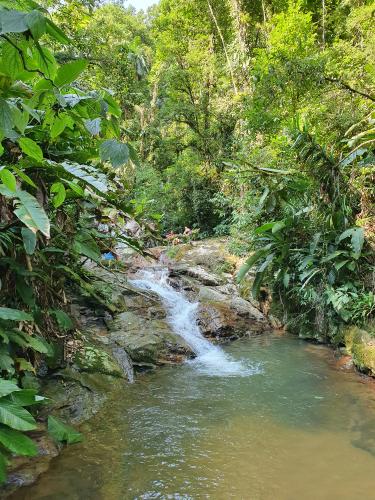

12,333,375,500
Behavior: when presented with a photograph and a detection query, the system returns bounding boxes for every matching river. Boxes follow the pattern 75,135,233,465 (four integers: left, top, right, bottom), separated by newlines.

12,333,375,499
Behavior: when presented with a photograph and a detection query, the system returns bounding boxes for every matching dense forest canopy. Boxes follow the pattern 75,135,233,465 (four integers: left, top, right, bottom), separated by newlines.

0,0,373,481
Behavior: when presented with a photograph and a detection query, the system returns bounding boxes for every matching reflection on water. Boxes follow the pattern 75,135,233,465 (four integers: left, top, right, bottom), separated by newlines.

11,334,375,500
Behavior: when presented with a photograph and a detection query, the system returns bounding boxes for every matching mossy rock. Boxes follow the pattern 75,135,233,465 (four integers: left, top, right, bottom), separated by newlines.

168,238,235,272
42,368,124,424
73,344,124,378
165,243,193,261
345,325,375,376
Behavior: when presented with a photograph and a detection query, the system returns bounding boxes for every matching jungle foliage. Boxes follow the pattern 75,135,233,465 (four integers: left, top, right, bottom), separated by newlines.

0,0,144,478
0,0,374,482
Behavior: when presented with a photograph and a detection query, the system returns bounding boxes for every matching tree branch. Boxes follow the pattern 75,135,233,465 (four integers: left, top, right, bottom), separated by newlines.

325,77,375,102
0,35,55,86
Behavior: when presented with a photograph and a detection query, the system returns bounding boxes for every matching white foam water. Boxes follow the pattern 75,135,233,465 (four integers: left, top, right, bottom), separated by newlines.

130,268,261,377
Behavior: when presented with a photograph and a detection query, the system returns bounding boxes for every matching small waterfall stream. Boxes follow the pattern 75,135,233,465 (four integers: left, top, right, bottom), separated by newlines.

130,268,260,376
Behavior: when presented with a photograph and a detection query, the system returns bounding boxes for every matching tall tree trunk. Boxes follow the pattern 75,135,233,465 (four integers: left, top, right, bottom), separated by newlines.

322,0,326,48
207,0,238,94
229,0,247,56
228,0,251,87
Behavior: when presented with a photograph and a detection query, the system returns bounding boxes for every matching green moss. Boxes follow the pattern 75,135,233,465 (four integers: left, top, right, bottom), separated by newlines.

345,325,375,376
212,260,236,277
73,345,124,378
165,244,193,261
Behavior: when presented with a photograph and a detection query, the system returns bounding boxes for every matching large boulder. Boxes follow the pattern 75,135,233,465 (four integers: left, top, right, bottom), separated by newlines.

166,253,270,341
345,326,375,376
73,343,125,378
85,264,195,368
107,311,193,367
170,263,223,286
42,368,123,424
196,285,268,340
164,238,237,274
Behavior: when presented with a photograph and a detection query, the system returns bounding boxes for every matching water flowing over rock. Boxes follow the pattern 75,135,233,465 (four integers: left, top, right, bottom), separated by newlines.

130,268,261,376
108,310,193,367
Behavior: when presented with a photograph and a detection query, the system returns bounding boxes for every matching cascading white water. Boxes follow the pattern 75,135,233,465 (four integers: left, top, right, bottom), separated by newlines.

130,268,261,377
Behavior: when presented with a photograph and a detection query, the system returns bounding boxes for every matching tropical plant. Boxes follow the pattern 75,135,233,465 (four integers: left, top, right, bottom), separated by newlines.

0,378,45,482
237,125,373,338
0,0,145,481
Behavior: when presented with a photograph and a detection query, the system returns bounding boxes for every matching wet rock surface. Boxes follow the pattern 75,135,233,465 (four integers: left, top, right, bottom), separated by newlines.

157,241,270,341
108,311,193,367
2,432,60,498
88,239,271,365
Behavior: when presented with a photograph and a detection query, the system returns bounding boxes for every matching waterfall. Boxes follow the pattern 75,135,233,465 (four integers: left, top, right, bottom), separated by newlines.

130,268,260,376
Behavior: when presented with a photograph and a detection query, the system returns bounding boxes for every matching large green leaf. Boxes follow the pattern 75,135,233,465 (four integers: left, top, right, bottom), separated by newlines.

21,227,37,255
29,45,57,80
11,166,37,188
255,222,276,234
9,103,29,134
0,400,36,431
271,221,286,234
0,169,16,192
338,227,364,257
59,162,108,193
48,416,82,444
50,113,73,139
54,60,88,87
237,250,265,282
50,182,66,208
0,184,15,197
0,98,13,133
73,231,101,261
50,115,67,139
0,379,20,398
49,310,73,331
84,118,101,136
16,276,35,307
0,348,14,375
102,91,121,117
18,137,43,162
45,18,70,44
4,388,45,407
14,190,50,237
0,307,33,321
252,271,265,298
258,253,275,272
25,10,46,40
0,427,37,456
0,8,28,34
100,140,129,168
13,331,51,354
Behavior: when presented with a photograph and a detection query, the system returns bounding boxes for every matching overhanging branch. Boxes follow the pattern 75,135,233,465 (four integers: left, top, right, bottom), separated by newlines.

325,77,375,102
